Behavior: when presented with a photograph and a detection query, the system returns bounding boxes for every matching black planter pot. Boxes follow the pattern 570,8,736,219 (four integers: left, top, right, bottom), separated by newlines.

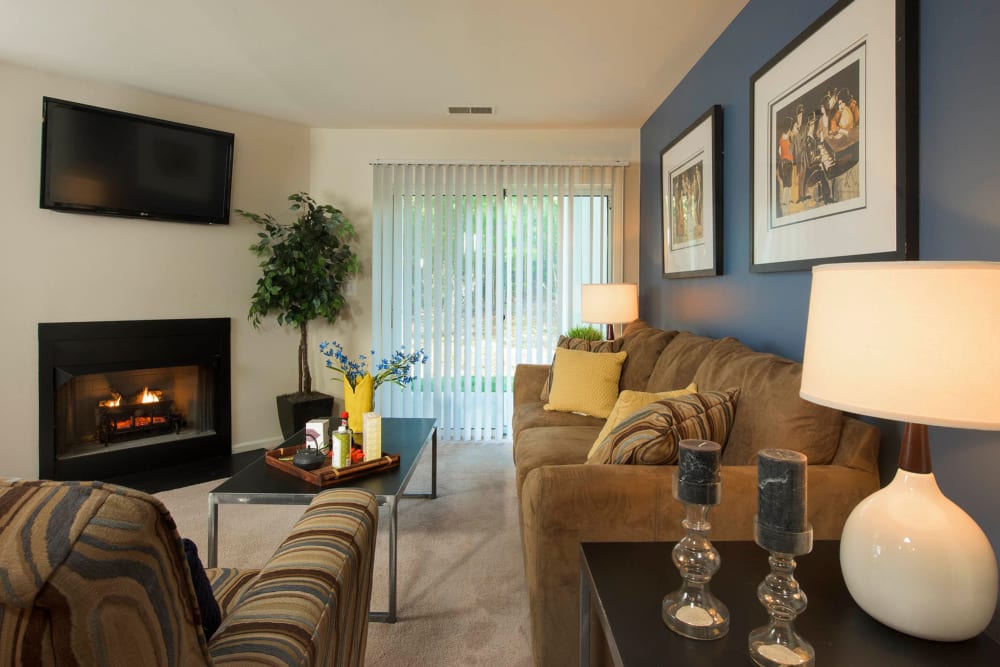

276,392,336,439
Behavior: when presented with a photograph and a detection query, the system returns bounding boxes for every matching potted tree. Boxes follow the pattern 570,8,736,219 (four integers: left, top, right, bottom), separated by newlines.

237,192,360,437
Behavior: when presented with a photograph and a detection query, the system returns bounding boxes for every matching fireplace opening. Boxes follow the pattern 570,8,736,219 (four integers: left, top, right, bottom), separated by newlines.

40,319,231,481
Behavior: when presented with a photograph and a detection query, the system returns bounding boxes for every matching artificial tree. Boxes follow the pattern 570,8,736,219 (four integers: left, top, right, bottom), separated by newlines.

237,192,359,436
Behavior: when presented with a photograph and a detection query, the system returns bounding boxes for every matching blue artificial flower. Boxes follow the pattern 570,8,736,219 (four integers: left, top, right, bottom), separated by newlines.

319,340,428,390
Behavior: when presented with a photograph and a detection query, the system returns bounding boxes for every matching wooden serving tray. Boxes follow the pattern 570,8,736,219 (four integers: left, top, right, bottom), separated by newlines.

265,445,400,487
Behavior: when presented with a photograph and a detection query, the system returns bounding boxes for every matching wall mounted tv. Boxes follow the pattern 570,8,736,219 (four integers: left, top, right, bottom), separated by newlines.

40,97,235,225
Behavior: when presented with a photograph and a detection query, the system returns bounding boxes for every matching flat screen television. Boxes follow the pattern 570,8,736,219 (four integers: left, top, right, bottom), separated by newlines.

40,97,235,225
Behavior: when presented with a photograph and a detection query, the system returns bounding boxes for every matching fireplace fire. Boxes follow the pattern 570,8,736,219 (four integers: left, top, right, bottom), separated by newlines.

38,318,231,481
97,387,186,444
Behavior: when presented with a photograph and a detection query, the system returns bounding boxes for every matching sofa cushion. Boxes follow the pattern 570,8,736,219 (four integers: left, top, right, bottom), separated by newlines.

693,337,843,465
646,332,720,391
587,383,698,460
539,336,623,401
515,425,601,494
587,389,740,465
513,402,605,443
617,326,679,391
544,347,627,419
621,319,651,337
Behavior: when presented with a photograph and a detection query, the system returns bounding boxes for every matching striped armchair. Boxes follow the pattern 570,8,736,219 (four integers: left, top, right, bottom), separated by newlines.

0,479,377,666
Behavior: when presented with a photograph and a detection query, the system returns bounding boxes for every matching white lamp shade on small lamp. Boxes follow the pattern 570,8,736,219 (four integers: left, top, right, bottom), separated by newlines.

581,283,638,339
801,261,1000,641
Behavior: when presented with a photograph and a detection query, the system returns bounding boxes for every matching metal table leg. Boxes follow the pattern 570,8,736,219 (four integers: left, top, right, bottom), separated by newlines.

207,493,219,568
403,427,437,500
369,495,398,623
580,565,591,667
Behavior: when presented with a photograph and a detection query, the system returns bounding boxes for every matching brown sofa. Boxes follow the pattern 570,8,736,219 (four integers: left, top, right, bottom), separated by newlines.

513,320,881,666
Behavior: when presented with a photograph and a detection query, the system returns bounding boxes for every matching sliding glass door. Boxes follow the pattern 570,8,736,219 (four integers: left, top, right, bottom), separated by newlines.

372,163,624,439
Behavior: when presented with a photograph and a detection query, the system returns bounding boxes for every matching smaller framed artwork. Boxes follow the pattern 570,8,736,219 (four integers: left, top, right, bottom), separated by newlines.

661,105,723,279
749,0,917,272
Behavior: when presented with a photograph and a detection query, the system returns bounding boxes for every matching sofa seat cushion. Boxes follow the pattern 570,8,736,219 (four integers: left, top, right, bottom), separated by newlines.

693,337,843,465
206,568,260,619
587,389,740,465
646,332,720,391
513,402,606,443
515,425,601,494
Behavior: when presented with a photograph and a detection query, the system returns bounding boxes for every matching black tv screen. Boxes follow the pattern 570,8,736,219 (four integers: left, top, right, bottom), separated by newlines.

40,97,235,225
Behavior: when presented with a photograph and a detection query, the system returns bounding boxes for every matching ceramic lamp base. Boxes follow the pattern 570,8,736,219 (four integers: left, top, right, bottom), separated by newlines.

840,468,998,641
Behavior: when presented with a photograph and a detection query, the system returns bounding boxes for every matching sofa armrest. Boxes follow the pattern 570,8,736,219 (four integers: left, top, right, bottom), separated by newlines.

209,488,378,667
520,462,878,667
514,363,550,407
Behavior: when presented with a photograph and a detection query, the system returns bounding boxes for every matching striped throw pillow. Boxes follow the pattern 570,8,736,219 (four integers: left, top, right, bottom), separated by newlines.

587,389,740,465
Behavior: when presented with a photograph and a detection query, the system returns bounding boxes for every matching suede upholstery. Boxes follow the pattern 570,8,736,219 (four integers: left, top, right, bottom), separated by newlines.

617,326,678,391
645,331,719,390
693,337,843,465
513,322,881,667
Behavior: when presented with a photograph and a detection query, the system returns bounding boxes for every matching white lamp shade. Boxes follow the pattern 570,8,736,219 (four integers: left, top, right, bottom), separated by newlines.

801,261,1000,429
581,283,638,325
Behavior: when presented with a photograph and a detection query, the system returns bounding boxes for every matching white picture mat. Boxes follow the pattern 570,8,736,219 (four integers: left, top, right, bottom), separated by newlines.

752,0,896,266
662,114,716,274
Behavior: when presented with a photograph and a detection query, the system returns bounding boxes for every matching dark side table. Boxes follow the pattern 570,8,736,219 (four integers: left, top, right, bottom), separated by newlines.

580,541,1000,666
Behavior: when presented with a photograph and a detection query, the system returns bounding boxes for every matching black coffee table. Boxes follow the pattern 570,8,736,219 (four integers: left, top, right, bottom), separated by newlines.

580,541,1000,666
207,417,437,623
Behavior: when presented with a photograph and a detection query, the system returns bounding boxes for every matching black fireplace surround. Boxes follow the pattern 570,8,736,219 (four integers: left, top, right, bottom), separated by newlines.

38,318,231,481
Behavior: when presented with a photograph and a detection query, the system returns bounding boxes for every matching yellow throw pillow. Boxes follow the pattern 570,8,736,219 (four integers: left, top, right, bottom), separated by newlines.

586,383,698,461
543,347,628,419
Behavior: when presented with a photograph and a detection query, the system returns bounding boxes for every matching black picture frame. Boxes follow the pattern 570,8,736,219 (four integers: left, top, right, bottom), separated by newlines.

661,104,724,278
749,0,917,273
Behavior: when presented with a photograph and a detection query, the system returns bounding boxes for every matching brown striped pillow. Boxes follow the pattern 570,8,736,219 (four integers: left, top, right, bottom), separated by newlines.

587,389,740,465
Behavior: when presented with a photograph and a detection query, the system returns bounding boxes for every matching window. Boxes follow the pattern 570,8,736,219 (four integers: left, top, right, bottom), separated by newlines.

373,163,625,439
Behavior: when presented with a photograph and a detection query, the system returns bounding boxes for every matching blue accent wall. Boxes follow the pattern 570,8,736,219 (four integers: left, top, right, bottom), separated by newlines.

641,0,1000,566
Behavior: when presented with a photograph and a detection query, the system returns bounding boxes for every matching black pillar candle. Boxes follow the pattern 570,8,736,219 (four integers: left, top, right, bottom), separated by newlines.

757,449,808,537
675,439,722,506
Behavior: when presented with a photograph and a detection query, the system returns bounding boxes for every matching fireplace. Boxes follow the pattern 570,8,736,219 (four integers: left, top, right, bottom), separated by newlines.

38,318,231,481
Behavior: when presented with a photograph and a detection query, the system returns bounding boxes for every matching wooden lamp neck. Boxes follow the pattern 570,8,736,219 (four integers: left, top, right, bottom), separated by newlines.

899,422,932,474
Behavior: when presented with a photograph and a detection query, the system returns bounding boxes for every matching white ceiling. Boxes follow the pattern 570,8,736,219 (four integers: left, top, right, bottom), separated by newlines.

0,0,747,129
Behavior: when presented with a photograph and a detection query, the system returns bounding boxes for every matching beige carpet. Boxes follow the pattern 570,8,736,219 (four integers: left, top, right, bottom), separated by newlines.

155,439,532,666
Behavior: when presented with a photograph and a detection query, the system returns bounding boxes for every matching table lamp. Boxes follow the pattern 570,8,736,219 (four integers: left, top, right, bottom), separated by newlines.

581,283,638,340
800,261,1000,641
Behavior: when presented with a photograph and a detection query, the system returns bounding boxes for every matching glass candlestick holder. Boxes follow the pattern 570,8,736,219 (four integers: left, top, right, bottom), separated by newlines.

748,518,815,667
662,470,729,640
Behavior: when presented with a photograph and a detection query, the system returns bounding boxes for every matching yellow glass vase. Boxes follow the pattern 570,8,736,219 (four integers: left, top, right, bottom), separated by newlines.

343,373,374,435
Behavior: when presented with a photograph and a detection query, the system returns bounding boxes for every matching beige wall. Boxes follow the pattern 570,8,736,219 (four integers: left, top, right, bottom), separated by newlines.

0,61,640,478
307,129,641,401
0,61,311,478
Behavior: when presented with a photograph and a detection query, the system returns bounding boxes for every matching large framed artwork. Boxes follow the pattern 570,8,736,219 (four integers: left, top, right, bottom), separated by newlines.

661,105,723,278
749,0,917,273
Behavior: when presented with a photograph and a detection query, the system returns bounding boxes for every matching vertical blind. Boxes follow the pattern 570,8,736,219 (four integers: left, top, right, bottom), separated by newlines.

372,162,626,440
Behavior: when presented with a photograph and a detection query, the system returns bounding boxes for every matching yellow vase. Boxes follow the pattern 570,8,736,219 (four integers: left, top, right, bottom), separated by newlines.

343,373,374,435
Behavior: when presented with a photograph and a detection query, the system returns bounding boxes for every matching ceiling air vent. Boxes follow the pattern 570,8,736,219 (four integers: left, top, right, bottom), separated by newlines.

448,106,495,115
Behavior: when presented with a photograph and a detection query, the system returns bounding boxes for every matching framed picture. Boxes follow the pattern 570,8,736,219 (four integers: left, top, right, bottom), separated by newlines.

661,105,723,278
749,0,917,272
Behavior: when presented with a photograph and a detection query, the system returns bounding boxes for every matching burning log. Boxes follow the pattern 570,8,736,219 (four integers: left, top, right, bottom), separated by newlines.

96,387,183,444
